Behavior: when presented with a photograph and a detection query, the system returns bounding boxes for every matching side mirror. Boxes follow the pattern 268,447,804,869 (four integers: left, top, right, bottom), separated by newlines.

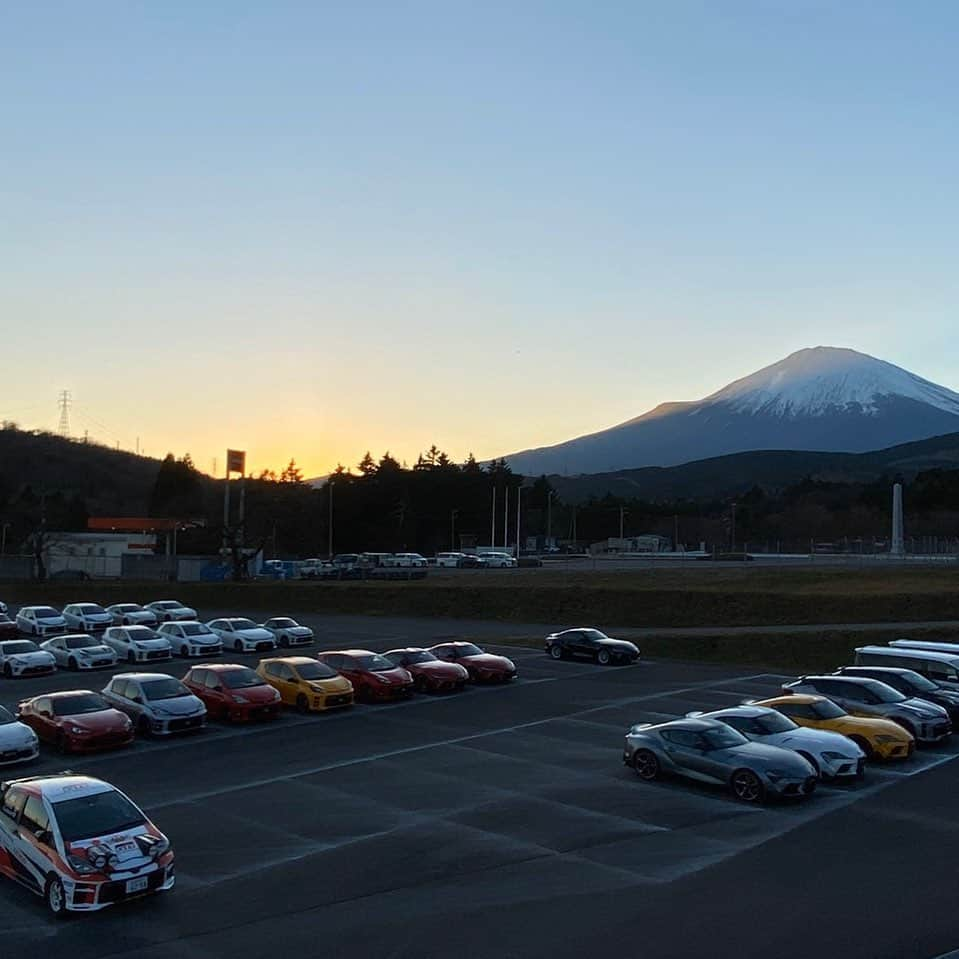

36,829,52,846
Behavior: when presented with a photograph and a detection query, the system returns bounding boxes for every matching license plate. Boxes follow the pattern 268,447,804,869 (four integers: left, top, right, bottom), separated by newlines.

115,842,137,854
126,876,149,894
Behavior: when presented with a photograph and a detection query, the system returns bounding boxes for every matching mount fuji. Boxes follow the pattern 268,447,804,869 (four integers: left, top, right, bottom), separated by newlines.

502,347,959,476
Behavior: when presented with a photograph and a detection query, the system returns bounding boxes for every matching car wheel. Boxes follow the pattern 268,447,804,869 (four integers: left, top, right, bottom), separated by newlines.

45,875,68,917
632,749,660,780
799,752,822,776
415,674,430,693
849,736,874,760
597,649,611,666
68,657,78,671
2,663,10,678
549,644,564,660
180,645,190,658
730,769,765,803
295,694,309,714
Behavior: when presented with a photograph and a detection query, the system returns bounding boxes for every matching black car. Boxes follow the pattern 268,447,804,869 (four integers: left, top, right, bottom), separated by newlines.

836,665,959,723
545,628,639,665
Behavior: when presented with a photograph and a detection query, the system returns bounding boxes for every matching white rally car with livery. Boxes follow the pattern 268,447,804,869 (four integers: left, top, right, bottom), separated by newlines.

0,773,174,914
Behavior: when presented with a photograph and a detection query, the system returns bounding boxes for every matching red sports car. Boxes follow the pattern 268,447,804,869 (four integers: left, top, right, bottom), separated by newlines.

182,663,282,721
17,690,134,754
428,642,517,683
384,648,469,693
316,650,414,702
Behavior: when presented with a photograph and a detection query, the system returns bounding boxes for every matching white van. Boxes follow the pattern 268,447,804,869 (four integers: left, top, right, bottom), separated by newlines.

479,552,517,569
855,644,959,688
436,552,467,568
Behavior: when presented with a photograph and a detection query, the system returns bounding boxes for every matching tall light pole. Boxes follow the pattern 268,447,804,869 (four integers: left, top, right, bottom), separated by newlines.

0,522,9,557
327,481,334,559
516,486,522,556
503,486,509,550
619,506,625,543
450,508,458,551
547,490,555,549
491,485,496,548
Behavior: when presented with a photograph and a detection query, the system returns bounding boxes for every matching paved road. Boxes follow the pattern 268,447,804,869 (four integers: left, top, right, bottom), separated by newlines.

1,614,959,958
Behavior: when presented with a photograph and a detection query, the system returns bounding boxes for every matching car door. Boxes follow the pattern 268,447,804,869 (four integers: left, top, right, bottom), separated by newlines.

203,671,230,716
835,682,881,719
0,786,43,893
659,729,714,780
265,662,296,704
16,794,57,888
25,698,56,743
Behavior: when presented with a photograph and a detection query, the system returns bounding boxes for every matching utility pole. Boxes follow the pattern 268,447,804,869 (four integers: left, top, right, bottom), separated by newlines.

450,509,458,551
491,485,496,548
674,514,679,552
57,390,72,437
619,506,625,543
730,503,736,553
516,487,522,556
547,490,554,549
328,482,334,559
503,487,509,550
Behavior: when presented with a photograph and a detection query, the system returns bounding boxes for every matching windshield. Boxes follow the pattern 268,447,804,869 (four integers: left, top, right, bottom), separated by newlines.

66,637,99,649
231,619,257,630
454,644,483,657
295,661,337,680
754,712,796,734
866,682,906,704
581,630,610,641
897,671,939,693
53,790,145,843
34,608,60,618
222,668,265,689
126,627,160,641
142,678,191,700
401,651,436,664
354,654,397,671
271,619,296,628
77,605,106,615
2,641,38,654
812,701,846,719
114,605,137,612
52,694,110,716
181,623,213,636
702,726,748,749
0,706,14,725
154,602,180,610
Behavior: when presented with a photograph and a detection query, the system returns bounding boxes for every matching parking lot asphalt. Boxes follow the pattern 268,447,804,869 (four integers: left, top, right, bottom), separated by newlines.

2,610,959,958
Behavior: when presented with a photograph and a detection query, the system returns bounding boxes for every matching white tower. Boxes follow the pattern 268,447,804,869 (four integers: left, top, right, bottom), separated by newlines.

891,483,904,557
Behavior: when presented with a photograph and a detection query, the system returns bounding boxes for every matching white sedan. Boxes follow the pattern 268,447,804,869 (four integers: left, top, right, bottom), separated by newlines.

261,617,314,648
103,626,174,664
62,603,114,632
206,618,278,653
105,603,159,627
40,634,118,671
0,639,57,679
16,605,67,637
0,704,40,766
480,552,517,568
145,599,197,622
158,621,223,658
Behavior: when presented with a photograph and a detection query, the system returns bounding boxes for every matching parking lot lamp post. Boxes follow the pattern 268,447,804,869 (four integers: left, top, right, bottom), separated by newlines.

328,481,334,559
450,509,458,551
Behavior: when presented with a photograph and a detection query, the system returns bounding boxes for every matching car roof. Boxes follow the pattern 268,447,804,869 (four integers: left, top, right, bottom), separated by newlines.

57,633,98,640
42,689,97,699
433,641,480,648
193,662,249,672
8,775,113,802
754,694,826,706
864,644,959,662
113,672,175,682
655,718,721,732
260,656,315,666
796,674,877,688
840,665,912,675
385,647,428,654
320,649,376,657
704,705,768,719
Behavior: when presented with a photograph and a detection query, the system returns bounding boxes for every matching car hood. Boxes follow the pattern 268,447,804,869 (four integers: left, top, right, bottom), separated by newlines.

229,684,279,704
74,645,114,657
78,614,112,624
896,698,949,720
307,675,353,693
764,728,862,757
414,661,469,677
123,611,157,622
235,628,274,641
463,653,515,671
0,722,38,748
7,651,56,666
65,709,131,732
149,695,205,716
368,667,412,685
35,616,66,626
67,823,163,875
597,639,639,653
836,715,910,739
716,740,816,774
133,639,172,651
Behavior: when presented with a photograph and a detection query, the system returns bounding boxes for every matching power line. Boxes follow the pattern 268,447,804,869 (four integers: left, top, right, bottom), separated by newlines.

57,390,72,437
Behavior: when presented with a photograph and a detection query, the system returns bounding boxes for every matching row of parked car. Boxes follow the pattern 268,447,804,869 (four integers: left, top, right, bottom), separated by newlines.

623,638,959,803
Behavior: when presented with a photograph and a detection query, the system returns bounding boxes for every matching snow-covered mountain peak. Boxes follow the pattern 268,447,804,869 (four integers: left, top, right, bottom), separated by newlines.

705,347,959,417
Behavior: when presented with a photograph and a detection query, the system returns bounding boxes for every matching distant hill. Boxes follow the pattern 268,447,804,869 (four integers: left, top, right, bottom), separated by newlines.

501,347,959,475
0,428,165,514
548,431,959,503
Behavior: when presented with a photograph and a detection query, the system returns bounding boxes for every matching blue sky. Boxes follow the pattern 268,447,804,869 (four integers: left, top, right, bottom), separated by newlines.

3,1,957,475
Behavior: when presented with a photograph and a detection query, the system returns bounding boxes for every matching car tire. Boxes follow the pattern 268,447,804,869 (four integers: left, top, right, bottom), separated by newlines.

797,752,820,777
730,768,765,803
632,749,660,780
597,649,611,666
2,663,10,678
849,736,874,760
180,645,190,658
415,675,430,693
549,645,564,660
45,875,68,917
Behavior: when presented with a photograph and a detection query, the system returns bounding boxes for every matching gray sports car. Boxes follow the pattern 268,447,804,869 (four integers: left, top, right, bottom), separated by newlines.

623,717,818,803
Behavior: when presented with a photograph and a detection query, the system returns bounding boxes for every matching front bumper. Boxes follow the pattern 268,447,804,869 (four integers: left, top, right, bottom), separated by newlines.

70,730,135,752
765,775,818,799
135,650,173,662
227,703,280,722
470,669,517,683
0,743,40,766
312,691,354,711
75,657,117,670
8,662,56,677
874,739,915,761
822,756,866,780
186,644,222,657
151,715,206,735
65,861,175,912
915,721,952,744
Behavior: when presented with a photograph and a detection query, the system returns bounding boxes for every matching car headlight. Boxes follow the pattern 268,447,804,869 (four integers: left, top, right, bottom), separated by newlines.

875,734,904,744
149,837,171,859
765,769,789,782
233,695,250,704
69,725,90,735
68,854,100,875
821,751,854,761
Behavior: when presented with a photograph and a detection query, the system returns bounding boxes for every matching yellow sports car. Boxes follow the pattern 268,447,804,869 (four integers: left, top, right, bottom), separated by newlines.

256,656,354,712
755,694,914,761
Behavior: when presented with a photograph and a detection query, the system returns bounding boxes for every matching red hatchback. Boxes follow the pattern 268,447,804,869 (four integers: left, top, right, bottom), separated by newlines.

182,663,282,722
17,690,134,754
384,648,469,693
429,642,517,683
316,650,414,702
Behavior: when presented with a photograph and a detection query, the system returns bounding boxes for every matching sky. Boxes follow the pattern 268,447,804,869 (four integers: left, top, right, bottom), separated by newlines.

3,1,958,477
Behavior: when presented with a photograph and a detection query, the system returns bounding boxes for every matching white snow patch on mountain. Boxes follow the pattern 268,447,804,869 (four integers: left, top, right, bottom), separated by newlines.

704,347,959,418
